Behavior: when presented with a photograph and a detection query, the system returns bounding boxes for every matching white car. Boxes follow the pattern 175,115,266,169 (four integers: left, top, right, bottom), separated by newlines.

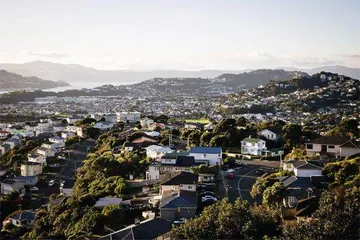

48,180,55,186
201,196,217,202
30,186,39,191
227,169,235,173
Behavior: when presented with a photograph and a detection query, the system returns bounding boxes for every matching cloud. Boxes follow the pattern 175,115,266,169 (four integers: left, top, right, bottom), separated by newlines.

28,51,68,58
338,54,360,59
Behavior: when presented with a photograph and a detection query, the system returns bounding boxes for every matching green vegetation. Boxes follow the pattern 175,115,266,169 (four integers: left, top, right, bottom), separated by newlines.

323,157,360,187
21,131,151,239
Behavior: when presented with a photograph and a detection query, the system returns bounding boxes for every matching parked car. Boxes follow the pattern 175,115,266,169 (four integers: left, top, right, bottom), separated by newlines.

227,173,235,179
197,183,215,191
202,198,217,205
201,196,217,202
256,169,266,176
30,186,39,191
200,191,214,196
48,180,55,186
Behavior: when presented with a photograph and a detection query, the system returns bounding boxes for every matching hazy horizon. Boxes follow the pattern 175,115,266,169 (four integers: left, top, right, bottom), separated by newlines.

1,0,359,70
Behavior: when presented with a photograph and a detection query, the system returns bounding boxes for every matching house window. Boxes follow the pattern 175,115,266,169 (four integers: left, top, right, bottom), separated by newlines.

203,154,206,158
188,185,192,189
328,145,335,149
180,184,183,187
307,144,313,149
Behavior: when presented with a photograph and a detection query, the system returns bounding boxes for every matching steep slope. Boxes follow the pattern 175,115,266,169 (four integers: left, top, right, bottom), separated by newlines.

0,69,70,90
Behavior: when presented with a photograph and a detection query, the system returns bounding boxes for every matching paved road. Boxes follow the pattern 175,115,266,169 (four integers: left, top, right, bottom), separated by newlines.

223,161,279,204
40,139,95,198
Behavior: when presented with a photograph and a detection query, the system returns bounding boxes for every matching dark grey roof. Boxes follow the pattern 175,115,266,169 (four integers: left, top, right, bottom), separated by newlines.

1,179,17,185
160,190,197,209
309,136,349,145
10,211,35,221
176,156,195,167
280,176,315,188
340,140,359,149
99,218,172,240
294,162,322,170
161,171,198,185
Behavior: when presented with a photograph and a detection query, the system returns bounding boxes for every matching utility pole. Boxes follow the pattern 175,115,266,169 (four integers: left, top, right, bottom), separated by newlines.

168,129,173,148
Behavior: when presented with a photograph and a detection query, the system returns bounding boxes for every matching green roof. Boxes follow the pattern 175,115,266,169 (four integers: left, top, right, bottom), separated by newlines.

242,138,262,143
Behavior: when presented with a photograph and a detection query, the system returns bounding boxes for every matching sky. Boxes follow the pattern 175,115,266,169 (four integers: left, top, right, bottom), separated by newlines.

0,0,359,70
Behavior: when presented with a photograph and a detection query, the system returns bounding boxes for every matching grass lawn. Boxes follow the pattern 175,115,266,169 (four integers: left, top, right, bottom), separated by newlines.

184,118,210,124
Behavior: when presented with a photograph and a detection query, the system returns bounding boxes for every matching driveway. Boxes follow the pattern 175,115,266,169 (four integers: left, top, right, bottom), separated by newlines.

223,161,279,204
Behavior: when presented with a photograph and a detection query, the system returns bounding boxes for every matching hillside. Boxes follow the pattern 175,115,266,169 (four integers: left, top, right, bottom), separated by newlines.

223,71,359,115
214,69,308,88
0,69,70,90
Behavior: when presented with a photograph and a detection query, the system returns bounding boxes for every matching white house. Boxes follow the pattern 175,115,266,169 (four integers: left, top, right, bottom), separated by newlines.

104,114,118,123
292,161,323,177
306,136,349,157
76,127,85,138
66,125,78,133
36,147,55,158
241,138,267,156
339,140,360,157
0,130,10,139
93,121,115,131
27,154,46,165
21,162,43,176
7,211,35,227
145,145,173,159
66,116,81,124
116,112,141,123
41,142,60,152
257,129,280,141
189,147,222,166
49,136,66,148
61,131,75,139
140,118,154,128
1,179,25,195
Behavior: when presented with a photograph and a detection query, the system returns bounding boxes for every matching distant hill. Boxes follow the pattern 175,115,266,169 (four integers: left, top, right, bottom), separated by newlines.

0,69,70,90
278,65,360,80
214,69,308,88
0,61,245,85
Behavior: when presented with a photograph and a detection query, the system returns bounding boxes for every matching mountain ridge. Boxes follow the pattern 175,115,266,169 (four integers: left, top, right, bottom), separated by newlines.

1,61,359,85
0,69,70,90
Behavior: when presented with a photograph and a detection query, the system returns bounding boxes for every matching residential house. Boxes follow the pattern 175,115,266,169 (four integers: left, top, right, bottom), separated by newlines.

36,147,55,158
48,118,62,126
146,153,196,180
94,197,122,207
280,176,317,209
241,138,267,156
61,131,75,139
66,116,82,124
159,190,197,221
7,211,36,227
339,140,360,157
293,161,323,177
41,142,59,152
21,162,43,176
104,114,118,123
145,145,173,159
116,112,141,123
143,131,160,138
13,176,38,186
0,179,25,194
257,128,281,141
305,136,350,157
0,130,10,139
160,171,198,195
76,126,85,138
132,136,158,147
65,125,78,133
189,147,222,166
49,136,66,148
140,118,154,128
99,217,172,240
52,124,66,133
27,153,46,165
93,121,115,131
